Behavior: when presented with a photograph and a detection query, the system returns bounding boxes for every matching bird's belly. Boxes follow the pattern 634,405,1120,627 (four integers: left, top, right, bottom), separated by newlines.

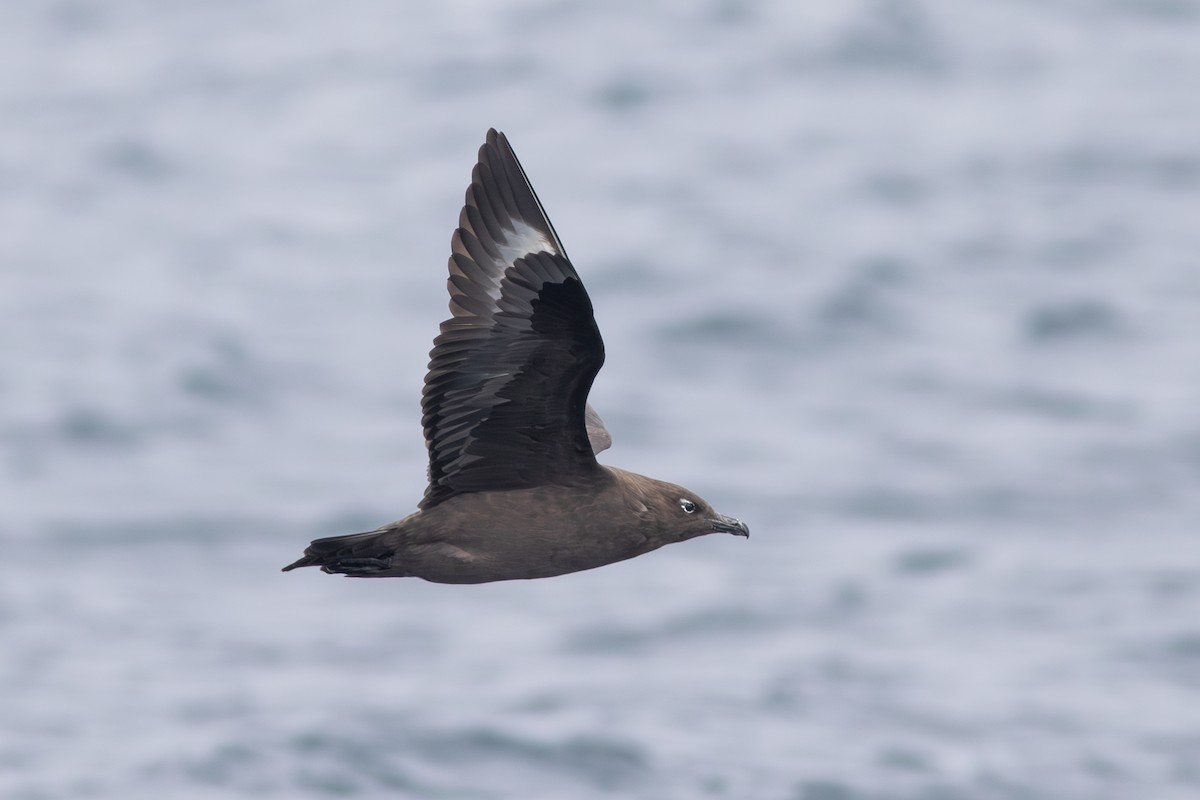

411,520,652,584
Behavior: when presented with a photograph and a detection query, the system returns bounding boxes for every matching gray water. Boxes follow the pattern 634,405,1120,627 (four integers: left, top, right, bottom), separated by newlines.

3,1,1200,798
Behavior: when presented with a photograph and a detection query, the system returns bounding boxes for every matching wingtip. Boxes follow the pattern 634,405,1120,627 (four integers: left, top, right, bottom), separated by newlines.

484,129,519,168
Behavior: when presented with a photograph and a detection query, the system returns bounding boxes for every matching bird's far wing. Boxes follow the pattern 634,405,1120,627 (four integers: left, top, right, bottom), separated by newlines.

584,403,612,454
420,129,607,510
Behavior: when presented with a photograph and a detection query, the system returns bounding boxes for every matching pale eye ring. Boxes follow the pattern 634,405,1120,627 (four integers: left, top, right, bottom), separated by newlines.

679,499,696,514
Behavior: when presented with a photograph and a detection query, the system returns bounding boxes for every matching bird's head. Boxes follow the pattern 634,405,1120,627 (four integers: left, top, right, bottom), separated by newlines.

629,474,749,543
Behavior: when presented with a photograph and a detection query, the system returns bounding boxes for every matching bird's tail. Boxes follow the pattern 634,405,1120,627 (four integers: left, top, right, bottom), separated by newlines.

281,530,395,576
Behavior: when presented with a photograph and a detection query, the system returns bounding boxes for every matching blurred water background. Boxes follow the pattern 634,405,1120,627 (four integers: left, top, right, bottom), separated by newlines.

3,1,1200,798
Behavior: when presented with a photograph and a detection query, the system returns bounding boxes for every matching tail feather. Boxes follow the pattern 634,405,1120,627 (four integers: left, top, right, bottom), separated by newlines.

281,530,395,576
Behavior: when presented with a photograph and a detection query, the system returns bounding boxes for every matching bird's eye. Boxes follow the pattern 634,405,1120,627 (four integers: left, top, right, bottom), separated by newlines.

679,499,696,514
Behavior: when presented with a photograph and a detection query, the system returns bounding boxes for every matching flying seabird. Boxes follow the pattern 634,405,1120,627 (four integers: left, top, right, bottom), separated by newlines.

283,129,748,584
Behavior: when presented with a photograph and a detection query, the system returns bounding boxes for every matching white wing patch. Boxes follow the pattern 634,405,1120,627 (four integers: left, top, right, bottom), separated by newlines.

496,219,558,265
455,215,561,314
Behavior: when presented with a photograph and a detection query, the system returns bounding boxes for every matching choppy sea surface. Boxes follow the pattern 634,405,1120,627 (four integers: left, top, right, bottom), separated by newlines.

3,2,1200,798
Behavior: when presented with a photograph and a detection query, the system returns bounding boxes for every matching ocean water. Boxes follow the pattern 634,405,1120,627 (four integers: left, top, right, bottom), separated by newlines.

3,1,1200,798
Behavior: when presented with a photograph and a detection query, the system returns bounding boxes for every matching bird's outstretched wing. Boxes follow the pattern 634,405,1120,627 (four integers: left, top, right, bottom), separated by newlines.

420,129,610,510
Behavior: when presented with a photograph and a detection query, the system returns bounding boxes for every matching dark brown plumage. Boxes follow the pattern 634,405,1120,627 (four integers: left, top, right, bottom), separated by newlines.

283,129,747,584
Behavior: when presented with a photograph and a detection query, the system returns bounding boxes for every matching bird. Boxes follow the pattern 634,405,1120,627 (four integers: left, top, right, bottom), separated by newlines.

282,129,748,584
